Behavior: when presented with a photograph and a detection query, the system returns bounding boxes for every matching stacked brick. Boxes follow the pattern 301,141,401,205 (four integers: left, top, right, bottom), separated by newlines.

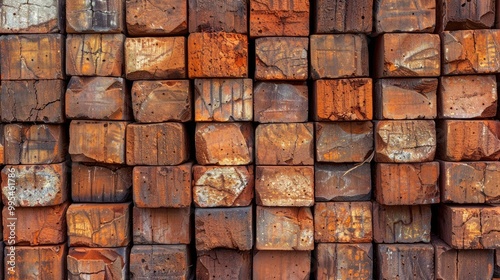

0,0,68,278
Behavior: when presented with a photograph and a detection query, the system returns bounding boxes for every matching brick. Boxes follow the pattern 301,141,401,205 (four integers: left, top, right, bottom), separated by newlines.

310,35,369,79
67,203,131,247
0,34,64,80
256,123,314,165
193,165,253,207
253,251,311,279
196,250,251,280
314,202,372,243
374,78,437,120
314,78,373,121
2,202,69,245
255,206,313,250
496,249,500,277
376,244,434,280
442,30,500,75
66,34,124,77
195,122,253,165
1,163,68,207
133,207,191,245
125,37,186,80
132,80,192,123
69,120,127,164
316,121,373,163
67,247,129,280
0,0,62,33
4,123,66,165
5,244,67,280
194,78,252,122
375,120,436,163
315,163,371,201
72,163,132,203
188,32,248,78
66,0,124,33
375,162,440,205
433,237,494,280
255,166,314,207
1,80,65,123
438,204,500,249
374,0,435,33
0,125,5,164
189,0,247,33
249,0,309,36
315,243,373,280
375,33,441,78
437,0,495,32
133,163,192,208
373,203,431,243
255,37,308,80
315,0,372,33
439,75,497,118
253,82,308,123
126,0,187,35
66,76,131,120
195,206,253,251
440,161,500,203
130,245,192,280
126,123,189,165
437,120,500,161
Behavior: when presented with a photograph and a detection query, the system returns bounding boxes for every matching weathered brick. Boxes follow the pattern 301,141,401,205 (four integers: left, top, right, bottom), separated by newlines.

315,243,373,280
440,161,500,203
376,244,434,280
189,0,247,33
0,0,63,33
2,202,69,245
0,34,64,80
133,207,191,245
255,37,308,80
374,0,435,33
374,78,437,120
315,0,372,33
126,123,189,165
376,162,440,205
193,165,253,207
195,206,253,251
1,163,68,207
375,33,440,78
255,166,314,207
125,37,186,80
314,78,373,121
196,250,251,280
4,123,66,164
255,206,313,250
315,163,371,201
194,79,252,122
437,120,500,161
188,32,248,78
130,245,192,280
66,0,124,33
375,120,436,163
67,203,131,247
439,75,497,118
126,0,187,35
195,122,253,165
69,120,127,164
437,0,495,31
66,76,131,120
314,202,372,243
256,123,314,165
67,247,129,280
442,30,500,75
133,163,192,208
253,82,308,123
310,35,369,79
253,251,311,279
1,80,65,123
5,244,67,280
316,121,373,163
66,34,124,77
249,0,309,36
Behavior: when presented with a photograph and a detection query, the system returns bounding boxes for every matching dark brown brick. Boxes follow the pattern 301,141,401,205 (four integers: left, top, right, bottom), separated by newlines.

66,0,124,33
315,243,373,280
189,0,247,33
196,250,251,280
253,82,308,123
130,245,192,280
315,163,371,201
376,244,434,280
374,0,435,33
315,0,372,33
437,0,495,32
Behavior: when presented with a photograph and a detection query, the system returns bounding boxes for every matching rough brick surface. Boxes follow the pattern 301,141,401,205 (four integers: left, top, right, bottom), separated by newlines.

376,244,434,280
133,207,191,245
253,251,311,279
189,0,247,33
130,245,192,280
67,247,129,280
437,0,495,31
126,0,187,35
196,249,252,280
253,82,308,123
316,243,373,280
249,0,309,37
374,0,436,33
0,0,63,33
66,0,124,33
315,163,371,202
255,37,308,80
6,244,67,280
315,0,372,33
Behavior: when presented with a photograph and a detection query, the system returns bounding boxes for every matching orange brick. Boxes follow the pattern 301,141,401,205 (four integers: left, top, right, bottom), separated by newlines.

253,251,311,279
315,0,372,33
126,0,187,35
197,250,251,280
316,243,373,280
66,0,124,33
374,0,435,33
255,37,308,80
249,0,309,36
253,82,308,123
130,245,192,279
376,244,434,279
5,244,67,279
67,247,129,280
133,207,191,245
